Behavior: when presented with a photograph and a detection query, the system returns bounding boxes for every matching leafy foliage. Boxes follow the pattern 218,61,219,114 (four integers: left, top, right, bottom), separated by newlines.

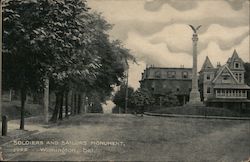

154,91,180,107
244,63,250,86
113,84,134,113
130,88,155,108
3,0,134,124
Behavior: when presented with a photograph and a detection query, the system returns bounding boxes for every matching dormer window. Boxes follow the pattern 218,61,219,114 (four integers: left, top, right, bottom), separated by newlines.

234,62,240,69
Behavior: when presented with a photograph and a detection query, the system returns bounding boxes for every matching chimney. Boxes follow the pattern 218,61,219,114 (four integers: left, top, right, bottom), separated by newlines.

217,62,221,67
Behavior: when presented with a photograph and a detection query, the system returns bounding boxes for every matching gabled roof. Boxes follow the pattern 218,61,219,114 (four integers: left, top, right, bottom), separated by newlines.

227,49,244,69
212,64,239,84
228,49,239,62
200,56,214,72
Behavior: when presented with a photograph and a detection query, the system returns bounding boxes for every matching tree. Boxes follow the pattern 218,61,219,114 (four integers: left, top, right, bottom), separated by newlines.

3,0,135,126
3,0,50,129
3,0,100,125
154,91,179,107
113,84,134,113
130,88,155,114
244,63,250,86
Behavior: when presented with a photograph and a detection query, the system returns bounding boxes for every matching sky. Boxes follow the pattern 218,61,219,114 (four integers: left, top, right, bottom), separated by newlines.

88,0,250,90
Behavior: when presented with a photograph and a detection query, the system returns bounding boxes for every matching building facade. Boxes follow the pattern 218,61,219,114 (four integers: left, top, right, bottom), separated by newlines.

199,50,250,107
140,66,192,105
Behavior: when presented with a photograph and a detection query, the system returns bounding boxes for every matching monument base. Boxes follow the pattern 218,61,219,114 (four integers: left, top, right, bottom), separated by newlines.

186,90,204,106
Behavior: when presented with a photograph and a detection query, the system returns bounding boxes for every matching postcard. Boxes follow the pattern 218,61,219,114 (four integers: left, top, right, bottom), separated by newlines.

0,0,250,161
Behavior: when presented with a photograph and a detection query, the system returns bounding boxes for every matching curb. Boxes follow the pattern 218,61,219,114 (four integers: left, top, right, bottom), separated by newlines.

144,112,250,120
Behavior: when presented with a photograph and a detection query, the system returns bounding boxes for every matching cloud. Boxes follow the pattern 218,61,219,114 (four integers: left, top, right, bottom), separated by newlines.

88,0,249,43
88,0,249,25
145,0,247,12
144,0,198,12
147,24,249,54
128,61,146,89
198,36,250,70
125,31,192,67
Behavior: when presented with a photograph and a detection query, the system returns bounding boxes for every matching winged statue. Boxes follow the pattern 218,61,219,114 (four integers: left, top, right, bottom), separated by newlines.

189,25,202,34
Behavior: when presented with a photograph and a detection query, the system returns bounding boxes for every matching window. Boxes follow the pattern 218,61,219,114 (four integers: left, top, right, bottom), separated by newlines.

155,71,161,78
234,62,240,69
223,75,229,80
239,73,242,83
206,74,211,80
207,87,211,93
182,71,188,78
167,71,176,78
235,73,239,80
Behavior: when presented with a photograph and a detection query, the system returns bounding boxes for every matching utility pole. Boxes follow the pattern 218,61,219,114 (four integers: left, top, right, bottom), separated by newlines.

124,69,129,114
0,0,3,119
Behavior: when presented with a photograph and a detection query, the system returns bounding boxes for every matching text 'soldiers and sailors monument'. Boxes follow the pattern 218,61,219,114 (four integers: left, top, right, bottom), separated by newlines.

187,25,203,105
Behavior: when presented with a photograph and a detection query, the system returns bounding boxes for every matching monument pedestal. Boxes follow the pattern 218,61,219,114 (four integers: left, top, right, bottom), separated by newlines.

186,90,204,106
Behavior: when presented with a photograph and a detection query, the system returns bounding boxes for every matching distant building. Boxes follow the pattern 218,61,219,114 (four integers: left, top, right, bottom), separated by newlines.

199,50,250,107
140,66,192,105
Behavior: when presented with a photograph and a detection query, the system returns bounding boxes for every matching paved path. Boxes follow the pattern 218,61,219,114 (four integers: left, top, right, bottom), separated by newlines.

1,114,250,161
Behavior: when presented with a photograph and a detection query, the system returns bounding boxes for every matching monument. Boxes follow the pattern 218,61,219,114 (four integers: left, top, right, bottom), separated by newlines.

187,25,203,105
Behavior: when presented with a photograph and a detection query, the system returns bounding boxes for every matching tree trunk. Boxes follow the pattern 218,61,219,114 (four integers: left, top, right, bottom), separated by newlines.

70,90,74,116
74,93,77,115
82,93,86,113
9,89,12,102
50,92,60,122
58,92,64,120
65,91,69,118
77,94,82,114
20,88,26,130
43,78,49,123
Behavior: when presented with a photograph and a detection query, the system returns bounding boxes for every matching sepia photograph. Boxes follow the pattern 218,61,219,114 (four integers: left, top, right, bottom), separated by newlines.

0,0,250,161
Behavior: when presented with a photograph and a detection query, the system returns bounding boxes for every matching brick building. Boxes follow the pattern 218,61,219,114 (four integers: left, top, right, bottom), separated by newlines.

140,66,192,105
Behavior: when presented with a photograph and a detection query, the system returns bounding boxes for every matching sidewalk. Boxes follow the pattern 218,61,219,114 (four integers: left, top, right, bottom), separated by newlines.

0,116,49,146
0,129,38,146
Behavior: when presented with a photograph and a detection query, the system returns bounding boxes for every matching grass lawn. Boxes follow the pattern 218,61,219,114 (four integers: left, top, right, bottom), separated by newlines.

2,114,250,161
149,105,250,117
2,100,43,120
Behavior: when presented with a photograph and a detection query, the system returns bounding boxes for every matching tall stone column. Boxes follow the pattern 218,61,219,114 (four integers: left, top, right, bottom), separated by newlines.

189,33,201,104
187,25,203,105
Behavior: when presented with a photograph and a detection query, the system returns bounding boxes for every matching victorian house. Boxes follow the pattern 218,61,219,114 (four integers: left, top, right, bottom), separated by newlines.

199,50,250,107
